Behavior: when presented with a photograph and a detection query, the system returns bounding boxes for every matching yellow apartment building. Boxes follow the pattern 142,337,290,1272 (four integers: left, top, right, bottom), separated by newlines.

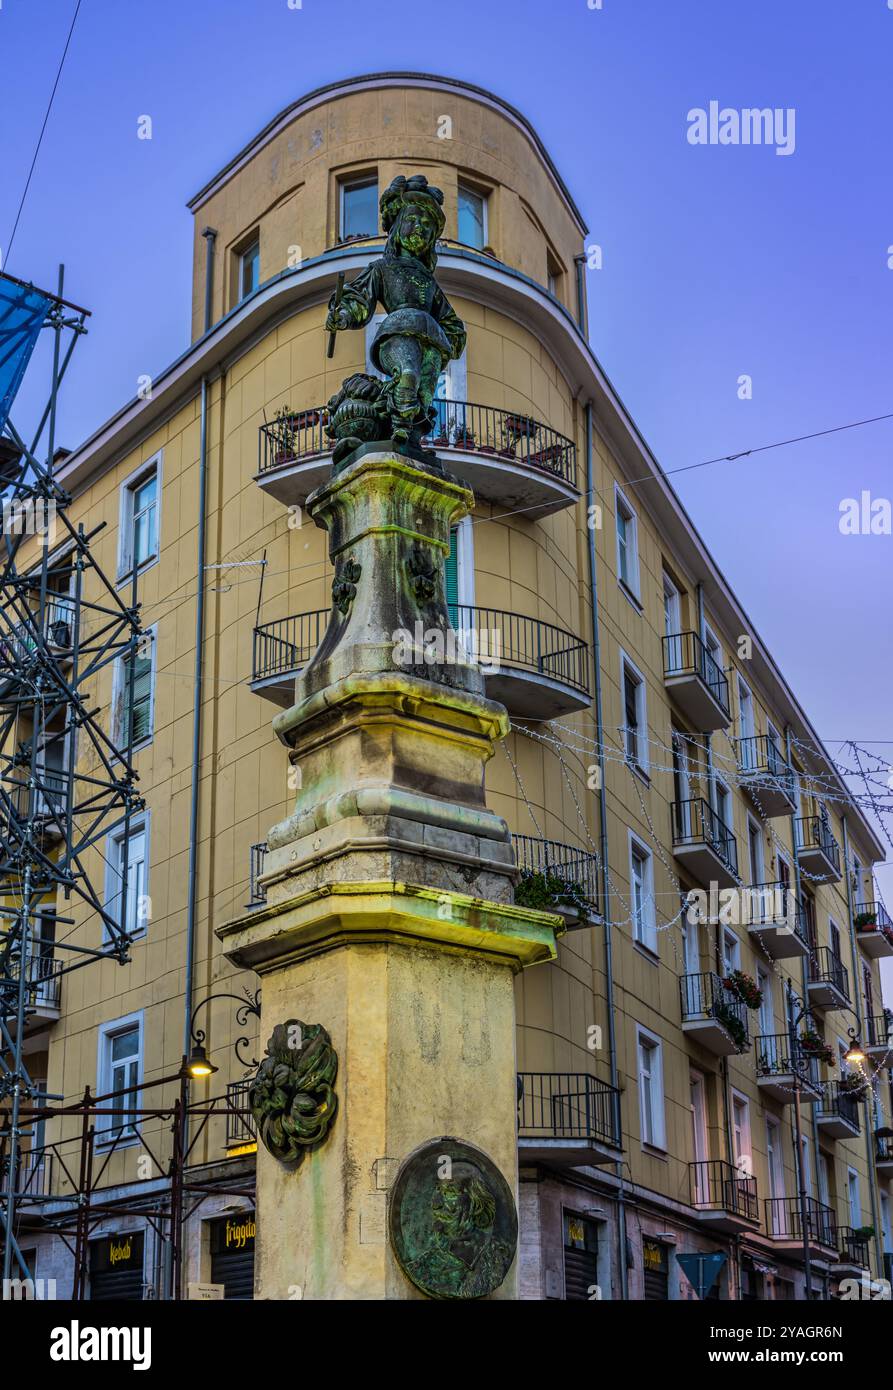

3,71,892,1302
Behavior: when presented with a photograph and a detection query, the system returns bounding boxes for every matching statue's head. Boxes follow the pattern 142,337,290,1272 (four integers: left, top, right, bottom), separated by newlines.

381,175,445,270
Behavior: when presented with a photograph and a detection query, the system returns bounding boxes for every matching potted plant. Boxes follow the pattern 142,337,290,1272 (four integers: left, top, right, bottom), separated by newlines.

722,969,763,1011
503,413,538,442
799,1029,835,1068
839,1071,868,1097
515,868,593,926
854,910,878,931
713,1000,749,1051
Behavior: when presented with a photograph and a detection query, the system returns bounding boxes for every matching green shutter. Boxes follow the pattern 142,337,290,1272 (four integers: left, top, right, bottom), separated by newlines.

445,527,459,624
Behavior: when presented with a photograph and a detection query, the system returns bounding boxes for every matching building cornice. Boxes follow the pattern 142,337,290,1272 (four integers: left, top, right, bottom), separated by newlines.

54,248,883,862
185,71,589,237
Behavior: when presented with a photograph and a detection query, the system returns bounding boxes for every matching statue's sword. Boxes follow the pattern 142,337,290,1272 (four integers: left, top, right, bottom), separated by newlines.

326,272,346,359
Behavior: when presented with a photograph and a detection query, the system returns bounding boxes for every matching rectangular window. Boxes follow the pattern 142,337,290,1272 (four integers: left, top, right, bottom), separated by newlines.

766,1117,784,1200
118,462,159,579
630,840,656,953
98,1016,142,1141
239,239,260,299
747,818,764,887
115,630,155,749
637,1029,666,1149
615,487,640,596
457,182,487,249
738,678,755,749
757,965,773,1036
732,1093,751,1174
663,572,681,640
714,777,732,831
621,652,648,774
340,178,378,242
722,928,740,974
847,1169,861,1228
106,819,148,940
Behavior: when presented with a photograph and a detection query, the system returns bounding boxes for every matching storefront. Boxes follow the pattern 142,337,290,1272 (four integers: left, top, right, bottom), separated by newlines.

642,1239,670,1299
89,1230,144,1300
563,1211,600,1300
209,1212,255,1299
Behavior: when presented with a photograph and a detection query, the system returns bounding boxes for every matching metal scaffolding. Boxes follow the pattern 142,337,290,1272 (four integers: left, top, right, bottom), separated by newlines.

0,267,149,1287
0,1073,256,1299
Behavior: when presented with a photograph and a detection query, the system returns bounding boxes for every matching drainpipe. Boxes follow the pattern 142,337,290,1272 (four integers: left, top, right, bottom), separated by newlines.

183,378,210,1062
583,401,628,1299
841,816,883,1281
202,228,217,334
573,254,587,334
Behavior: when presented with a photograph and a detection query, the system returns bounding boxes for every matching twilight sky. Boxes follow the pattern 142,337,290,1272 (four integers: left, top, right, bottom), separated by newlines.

4,0,891,992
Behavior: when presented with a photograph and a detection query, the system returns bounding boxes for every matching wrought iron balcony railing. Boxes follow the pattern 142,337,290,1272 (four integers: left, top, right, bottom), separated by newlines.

3,953,63,1012
451,606,589,696
0,1149,54,1201
853,901,893,947
794,815,841,877
0,596,76,671
247,842,268,908
765,1195,836,1247
257,399,577,488
808,946,850,1003
680,971,749,1049
225,1079,257,1147
511,833,599,919
671,797,739,879
737,734,795,792
746,881,809,942
690,1159,759,1223
866,1012,893,1049
516,1071,621,1150
252,607,590,700
816,1080,861,1132
755,1032,822,1089
662,630,731,717
252,610,329,684
836,1226,872,1269
876,1133,893,1164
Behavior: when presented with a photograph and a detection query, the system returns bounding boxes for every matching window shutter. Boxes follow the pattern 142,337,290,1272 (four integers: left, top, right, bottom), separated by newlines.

445,527,459,624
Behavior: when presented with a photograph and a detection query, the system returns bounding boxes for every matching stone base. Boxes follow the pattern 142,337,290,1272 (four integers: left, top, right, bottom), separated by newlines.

218,885,559,1300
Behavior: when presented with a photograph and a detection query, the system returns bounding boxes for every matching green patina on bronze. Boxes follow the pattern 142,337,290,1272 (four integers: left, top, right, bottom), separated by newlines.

389,1137,518,1299
248,1020,338,1166
324,175,466,469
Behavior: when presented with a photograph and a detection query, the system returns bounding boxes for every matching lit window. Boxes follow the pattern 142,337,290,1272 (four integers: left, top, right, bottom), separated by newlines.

119,463,159,579
340,179,378,241
615,488,639,595
106,819,149,940
239,239,260,300
98,1017,142,1140
637,1031,665,1149
457,183,487,250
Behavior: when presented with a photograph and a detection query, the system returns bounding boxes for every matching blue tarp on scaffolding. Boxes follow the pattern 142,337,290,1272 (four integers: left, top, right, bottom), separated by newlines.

0,272,52,436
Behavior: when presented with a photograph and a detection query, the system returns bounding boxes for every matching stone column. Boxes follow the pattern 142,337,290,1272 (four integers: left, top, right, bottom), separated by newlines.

218,451,559,1300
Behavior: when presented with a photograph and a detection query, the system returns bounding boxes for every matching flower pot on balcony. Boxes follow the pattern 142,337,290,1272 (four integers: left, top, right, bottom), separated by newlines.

800,1032,835,1068
722,970,763,1010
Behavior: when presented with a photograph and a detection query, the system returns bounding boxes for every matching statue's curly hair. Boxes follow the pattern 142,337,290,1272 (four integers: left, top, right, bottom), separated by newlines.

380,175,446,270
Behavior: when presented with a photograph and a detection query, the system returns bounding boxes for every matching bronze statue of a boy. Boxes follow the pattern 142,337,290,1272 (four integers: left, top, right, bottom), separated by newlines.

324,175,466,464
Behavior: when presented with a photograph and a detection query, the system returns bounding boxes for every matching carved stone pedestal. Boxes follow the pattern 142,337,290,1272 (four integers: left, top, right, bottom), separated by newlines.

218,451,559,1300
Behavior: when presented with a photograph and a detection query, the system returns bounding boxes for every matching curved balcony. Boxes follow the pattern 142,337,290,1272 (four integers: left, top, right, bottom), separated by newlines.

251,607,590,719
255,399,579,516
